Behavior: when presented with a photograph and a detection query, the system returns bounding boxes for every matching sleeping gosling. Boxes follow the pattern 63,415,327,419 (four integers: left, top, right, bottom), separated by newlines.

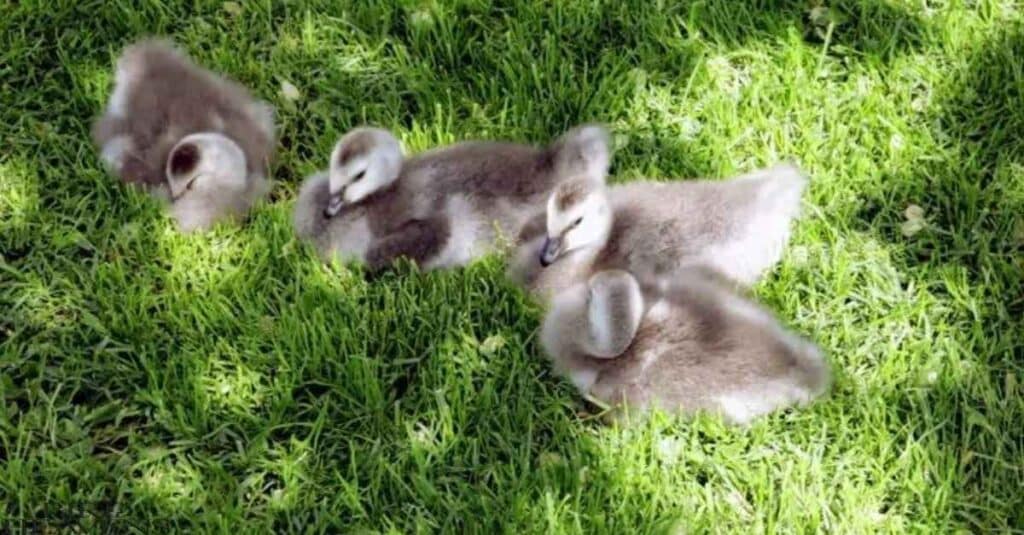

541,269,830,424
510,163,808,301
293,124,610,271
92,38,274,231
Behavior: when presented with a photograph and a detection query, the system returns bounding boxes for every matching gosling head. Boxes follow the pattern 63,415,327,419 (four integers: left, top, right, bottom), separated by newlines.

551,123,611,182
165,132,248,201
323,127,403,218
539,178,612,266
585,270,644,358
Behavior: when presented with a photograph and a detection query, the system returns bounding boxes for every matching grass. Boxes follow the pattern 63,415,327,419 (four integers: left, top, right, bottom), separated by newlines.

2,0,1023,531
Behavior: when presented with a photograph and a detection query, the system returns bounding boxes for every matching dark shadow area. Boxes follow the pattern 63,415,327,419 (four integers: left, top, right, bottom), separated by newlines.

244,0,933,184
853,26,1024,276
871,370,1024,530
838,25,1024,530
915,27,1024,530
844,24,1024,305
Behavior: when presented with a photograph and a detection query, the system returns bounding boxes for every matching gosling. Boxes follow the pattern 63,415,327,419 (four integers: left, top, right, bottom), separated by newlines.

541,269,830,424
92,39,275,231
511,163,808,301
293,124,610,271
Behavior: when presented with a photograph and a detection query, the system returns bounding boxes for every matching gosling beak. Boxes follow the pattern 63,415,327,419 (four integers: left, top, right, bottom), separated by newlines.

539,236,562,267
168,175,198,202
323,192,345,218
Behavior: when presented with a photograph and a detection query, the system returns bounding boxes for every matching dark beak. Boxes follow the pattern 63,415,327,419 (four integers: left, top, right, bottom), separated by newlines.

539,236,562,267
168,175,197,202
323,191,345,218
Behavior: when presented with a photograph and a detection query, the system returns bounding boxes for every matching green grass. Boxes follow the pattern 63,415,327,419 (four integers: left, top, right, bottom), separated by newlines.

2,0,1023,532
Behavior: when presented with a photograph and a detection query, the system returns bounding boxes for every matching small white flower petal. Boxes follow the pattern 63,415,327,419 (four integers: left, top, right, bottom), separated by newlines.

900,219,925,237
280,80,301,102
479,334,507,355
222,1,242,16
789,245,810,267
890,133,905,151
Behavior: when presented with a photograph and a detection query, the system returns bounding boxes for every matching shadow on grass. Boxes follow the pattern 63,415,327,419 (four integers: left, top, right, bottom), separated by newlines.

254,0,933,185
3,0,934,191
844,23,1024,320
910,27,1024,530
836,25,1024,531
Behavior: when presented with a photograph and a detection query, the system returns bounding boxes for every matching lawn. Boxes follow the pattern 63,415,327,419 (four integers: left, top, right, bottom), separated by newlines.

2,0,1023,532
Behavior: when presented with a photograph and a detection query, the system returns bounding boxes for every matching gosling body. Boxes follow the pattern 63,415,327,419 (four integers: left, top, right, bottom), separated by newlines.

294,125,609,270
92,39,274,231
512,164,808,301
541,270,830,424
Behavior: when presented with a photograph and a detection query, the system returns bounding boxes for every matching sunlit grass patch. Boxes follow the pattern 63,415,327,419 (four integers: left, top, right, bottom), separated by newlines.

132,453,209,514
0,159,41,237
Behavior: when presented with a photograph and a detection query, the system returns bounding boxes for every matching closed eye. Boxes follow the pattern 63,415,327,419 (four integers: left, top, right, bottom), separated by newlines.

351,170,366,183
571,217,583,228
185,176,199,191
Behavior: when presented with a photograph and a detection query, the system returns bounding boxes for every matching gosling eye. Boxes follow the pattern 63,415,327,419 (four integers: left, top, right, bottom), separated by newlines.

351,170,366,183
571,216,583,228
